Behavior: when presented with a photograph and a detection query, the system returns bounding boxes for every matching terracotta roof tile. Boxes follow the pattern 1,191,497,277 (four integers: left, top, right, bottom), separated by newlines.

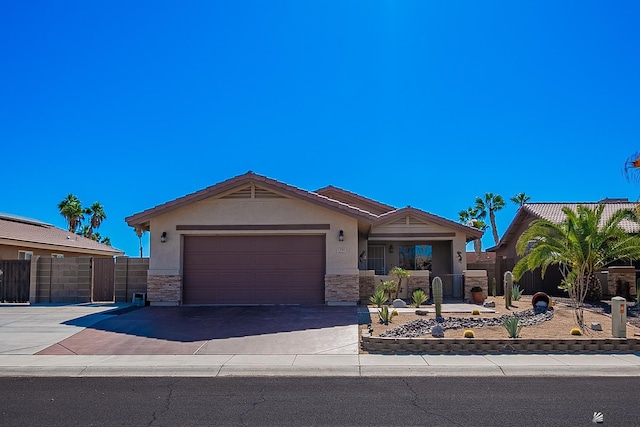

524,202,640,233
0,213,123,255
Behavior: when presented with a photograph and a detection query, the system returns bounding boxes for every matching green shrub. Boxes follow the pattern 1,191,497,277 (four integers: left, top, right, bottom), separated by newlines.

512,284,523,301
378,305,398,325
412,289,428,307
379,280,397,302
471,309,480,315
369,289,387,308
502,315,523,338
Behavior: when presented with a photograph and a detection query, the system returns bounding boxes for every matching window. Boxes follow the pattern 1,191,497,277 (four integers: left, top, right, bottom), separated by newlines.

51,253,64,259
18,251,33,260
399,245,432,271
367,245,385,275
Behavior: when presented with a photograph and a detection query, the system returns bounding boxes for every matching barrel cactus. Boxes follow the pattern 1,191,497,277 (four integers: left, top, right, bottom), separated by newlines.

504,271,513,309
432,276,443,318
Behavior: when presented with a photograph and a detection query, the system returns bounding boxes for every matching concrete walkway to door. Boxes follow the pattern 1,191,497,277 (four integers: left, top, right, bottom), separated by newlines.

36,305,360,356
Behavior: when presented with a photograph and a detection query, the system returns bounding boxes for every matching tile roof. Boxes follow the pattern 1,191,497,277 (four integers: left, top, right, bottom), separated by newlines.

489,201,640,251
0,213,123,255
314,186,395,215
524,202,640,233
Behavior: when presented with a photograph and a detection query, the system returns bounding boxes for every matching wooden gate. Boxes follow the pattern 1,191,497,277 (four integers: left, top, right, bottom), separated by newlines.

92,258,115,302
0,260,31,303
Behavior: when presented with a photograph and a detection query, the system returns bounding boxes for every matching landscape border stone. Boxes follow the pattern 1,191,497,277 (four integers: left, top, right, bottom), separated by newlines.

361,334,640,354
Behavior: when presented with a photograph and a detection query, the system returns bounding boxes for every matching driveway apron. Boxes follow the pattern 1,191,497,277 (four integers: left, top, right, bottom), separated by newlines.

37,306,359,355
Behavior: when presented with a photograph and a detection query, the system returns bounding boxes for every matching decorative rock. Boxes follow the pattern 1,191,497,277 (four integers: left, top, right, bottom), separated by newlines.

483,301,496,308
393,299,407,308
591,322,603,331
534,301,548,314
415,310,428,316
431,325,445,338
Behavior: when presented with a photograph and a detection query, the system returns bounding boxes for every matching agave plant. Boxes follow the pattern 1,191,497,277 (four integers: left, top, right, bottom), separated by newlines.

378,305,398,325
511,284,523,301
411,289,428,308
369,289,387,308
502,315,523,338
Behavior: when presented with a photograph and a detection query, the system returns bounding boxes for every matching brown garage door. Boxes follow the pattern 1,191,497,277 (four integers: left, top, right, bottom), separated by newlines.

183,235,326,305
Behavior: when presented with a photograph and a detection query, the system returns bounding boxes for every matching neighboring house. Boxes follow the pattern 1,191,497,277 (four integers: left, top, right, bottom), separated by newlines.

125,172,483,306
0,212,124,259
488,199,639,297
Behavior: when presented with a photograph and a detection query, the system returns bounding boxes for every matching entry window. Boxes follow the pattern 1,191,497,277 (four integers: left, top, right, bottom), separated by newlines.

367,245,385,275
399,245,432,271
51,253,64,259
18,251,33,260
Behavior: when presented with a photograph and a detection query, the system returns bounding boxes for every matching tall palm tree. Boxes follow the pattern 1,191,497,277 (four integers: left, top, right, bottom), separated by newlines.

459,207,487,260
134,227,146,258
510,192,531,207
85,202,107,237
513,204,640,331
623,152,640,183
57,194,84,233
475,193,505,245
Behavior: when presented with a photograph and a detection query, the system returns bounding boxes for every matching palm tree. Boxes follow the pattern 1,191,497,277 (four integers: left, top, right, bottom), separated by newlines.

510,192,531,207
134,227,146,258
459,207,487,260
85,202,107,238
475,193,505,245
79,225,92,238
513,204,640,331
57,194,84,233
623,152,640,183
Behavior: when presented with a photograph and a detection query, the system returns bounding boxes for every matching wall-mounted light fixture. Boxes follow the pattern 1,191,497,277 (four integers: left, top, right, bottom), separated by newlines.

457,251,462,263
161,232,167,243
389,245,394,254
338,230,344,241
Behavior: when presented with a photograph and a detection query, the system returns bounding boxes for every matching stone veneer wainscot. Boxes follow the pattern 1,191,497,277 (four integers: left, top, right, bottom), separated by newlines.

147,274,182,305
325,274,359,305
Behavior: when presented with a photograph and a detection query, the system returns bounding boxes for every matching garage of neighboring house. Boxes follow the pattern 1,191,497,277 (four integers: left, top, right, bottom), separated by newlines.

182,235,326,304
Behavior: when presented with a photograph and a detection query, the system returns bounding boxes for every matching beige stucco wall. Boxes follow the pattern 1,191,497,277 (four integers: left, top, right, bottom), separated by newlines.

148,196,360,276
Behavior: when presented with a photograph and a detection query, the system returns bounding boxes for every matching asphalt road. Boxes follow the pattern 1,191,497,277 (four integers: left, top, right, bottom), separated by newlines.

1,377,638,426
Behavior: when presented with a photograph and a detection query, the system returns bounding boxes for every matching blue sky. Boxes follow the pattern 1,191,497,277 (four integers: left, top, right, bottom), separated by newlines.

2,1,639,257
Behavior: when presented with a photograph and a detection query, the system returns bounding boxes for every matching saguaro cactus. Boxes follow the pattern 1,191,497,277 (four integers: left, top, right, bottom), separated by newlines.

504,271,513,309
491,277,497,298
433,276,443,318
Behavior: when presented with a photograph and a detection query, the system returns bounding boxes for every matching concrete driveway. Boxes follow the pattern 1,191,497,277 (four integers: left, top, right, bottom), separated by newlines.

8,305,359,356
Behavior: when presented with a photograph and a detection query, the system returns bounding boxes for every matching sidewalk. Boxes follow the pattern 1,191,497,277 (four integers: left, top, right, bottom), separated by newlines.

1,353,639,377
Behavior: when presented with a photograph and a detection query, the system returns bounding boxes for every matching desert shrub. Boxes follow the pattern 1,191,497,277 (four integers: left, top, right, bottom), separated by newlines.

471,309,480,315
570,327,582,336
463,329,475,338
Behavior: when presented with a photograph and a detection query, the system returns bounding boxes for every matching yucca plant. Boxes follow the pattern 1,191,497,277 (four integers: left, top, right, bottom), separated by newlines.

511,284,522,301
502,315,523,338
378,305,398,325
369,289,387,308
412,289,428,308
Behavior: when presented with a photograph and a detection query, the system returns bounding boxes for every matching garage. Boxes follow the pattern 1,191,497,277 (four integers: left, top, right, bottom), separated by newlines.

182,235,326,305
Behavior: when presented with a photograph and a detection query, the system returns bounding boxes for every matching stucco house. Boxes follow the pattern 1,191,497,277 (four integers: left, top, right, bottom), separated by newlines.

0,212,123,259
488,199,639,298
125,172,483,306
